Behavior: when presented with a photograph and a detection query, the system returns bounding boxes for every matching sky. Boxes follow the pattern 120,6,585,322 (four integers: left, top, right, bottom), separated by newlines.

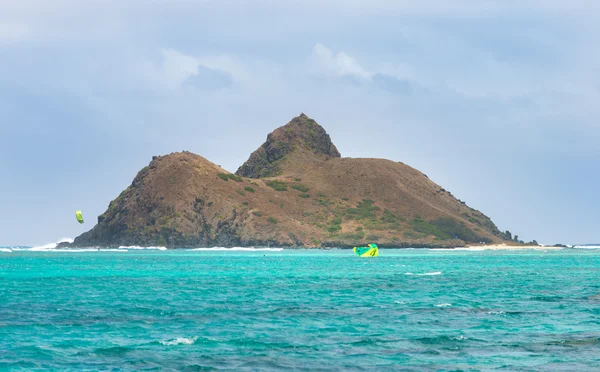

1,0,598,246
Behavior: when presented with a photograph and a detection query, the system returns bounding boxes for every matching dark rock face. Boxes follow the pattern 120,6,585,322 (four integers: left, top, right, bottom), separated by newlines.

236,113,340,178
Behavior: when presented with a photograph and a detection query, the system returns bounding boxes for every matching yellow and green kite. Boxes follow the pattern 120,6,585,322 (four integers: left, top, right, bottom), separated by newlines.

76,210,84,224
354,243,378,257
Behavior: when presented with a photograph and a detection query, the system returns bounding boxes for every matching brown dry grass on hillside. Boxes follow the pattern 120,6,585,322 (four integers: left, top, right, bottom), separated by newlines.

72,115,505,248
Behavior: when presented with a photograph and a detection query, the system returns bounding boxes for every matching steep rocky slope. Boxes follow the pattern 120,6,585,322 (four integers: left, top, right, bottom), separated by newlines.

67,114,509,248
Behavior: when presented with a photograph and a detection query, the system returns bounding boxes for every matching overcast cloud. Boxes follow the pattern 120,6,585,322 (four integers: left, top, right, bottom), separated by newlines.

1,0,598,246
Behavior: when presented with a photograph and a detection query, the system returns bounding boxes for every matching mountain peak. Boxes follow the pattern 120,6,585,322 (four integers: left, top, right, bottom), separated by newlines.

235,114,340,178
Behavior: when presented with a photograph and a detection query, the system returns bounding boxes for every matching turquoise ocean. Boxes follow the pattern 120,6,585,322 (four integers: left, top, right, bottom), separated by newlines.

1,247,600,371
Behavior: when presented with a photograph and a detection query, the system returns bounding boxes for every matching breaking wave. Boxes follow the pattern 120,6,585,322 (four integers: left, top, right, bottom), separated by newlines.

16,239,126,253
571,245,600,249
119,246,168,251
160,336,198,346
405,271,442,276
30,238,74,251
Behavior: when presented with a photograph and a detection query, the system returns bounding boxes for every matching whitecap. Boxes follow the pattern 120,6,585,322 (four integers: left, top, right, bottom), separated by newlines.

118,246,168,251
435,303,452,307
38,248,127,253
405,271,442,276
30,237,74,251
160,336,198,346
0,248,12,253
394,300,406,304
487,310,506,315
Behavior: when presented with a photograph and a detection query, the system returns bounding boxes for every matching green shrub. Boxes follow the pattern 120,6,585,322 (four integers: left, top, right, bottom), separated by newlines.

268,216,278,224
291,184,310,192
253,211,263,217
431,217,490,243
244,186,255,193
266,180,287,191
237,189,245,196
346,199,380,220
327,225,341,233
326,217,342,233
218,173,243,182
316,197,333,207
409,217,490,243
299,193,310,198
411,218,448,239
381,209,399,223
363,220,389,231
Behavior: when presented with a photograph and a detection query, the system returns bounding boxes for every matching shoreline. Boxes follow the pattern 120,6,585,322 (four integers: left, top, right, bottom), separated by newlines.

4,244,572,252
461,244,563,251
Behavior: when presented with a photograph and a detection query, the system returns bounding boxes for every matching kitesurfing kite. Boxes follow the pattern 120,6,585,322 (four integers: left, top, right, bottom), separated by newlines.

76,210,84,224
354,243,378,257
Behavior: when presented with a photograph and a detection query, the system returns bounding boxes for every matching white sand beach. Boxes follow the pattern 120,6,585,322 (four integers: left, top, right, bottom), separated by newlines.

462,243,563,251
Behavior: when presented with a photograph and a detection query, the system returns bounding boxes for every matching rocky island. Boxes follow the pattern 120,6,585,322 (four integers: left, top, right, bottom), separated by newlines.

64,114,517,248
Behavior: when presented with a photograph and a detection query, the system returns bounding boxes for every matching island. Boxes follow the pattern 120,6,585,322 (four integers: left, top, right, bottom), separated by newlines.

62,114,526,249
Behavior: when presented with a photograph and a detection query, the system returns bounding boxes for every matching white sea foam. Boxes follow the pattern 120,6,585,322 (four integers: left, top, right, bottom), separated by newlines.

36,248,127,253
430,247,489,251
160,336,198,346
571,245,600,249
405,271,442,276
30,237,74,251
0,248,12,253
190,247,283,251
435,303,452,307
118,246,168,251
451,247,488,251
394,300,406,304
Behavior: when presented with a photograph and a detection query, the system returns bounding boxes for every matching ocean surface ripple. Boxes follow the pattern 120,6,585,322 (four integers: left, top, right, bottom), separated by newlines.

1,249,600,370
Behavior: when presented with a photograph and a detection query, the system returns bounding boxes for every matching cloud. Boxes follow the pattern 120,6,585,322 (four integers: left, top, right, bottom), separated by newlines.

310,43,373,80
1,0,600,245
182,66,233,91
138,49,201,90
136,49,251,91
309,43,429,96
